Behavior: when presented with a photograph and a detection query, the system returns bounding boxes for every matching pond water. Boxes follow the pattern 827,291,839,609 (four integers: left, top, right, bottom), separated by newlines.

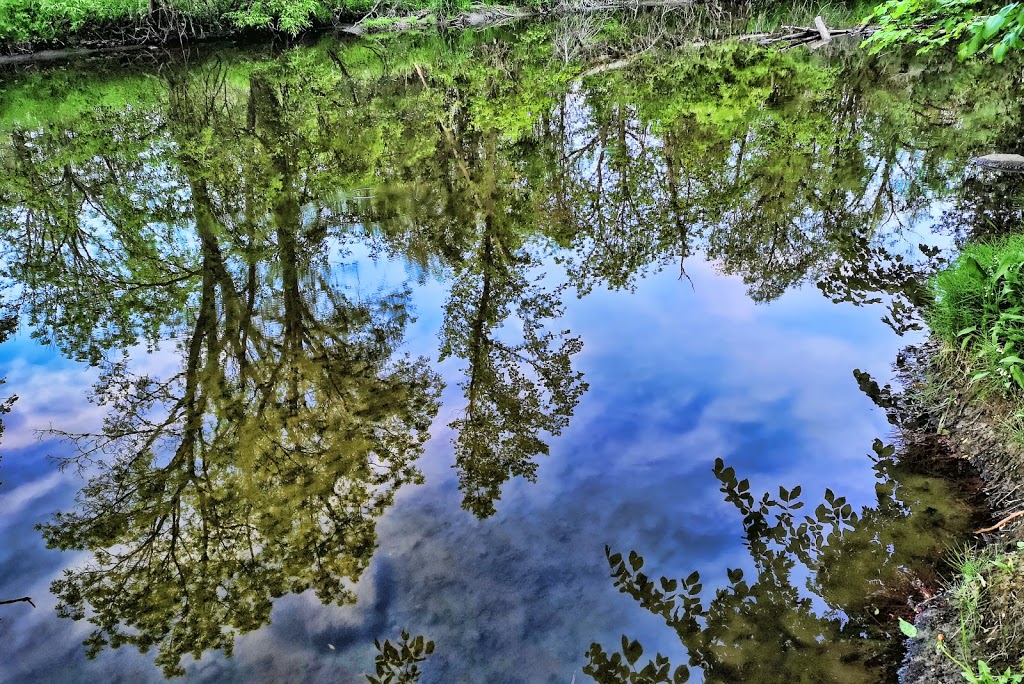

0,16,1021,684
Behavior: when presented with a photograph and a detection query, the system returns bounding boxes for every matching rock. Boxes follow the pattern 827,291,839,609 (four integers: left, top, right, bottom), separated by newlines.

972,153,1024,173
460,11,492,25
898,600,962,684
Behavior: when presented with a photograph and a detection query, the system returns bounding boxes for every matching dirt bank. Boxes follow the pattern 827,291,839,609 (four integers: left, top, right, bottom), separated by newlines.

897,342,1024,684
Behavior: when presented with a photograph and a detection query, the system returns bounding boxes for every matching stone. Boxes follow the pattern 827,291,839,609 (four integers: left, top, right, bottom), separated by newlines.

972,153,1024,172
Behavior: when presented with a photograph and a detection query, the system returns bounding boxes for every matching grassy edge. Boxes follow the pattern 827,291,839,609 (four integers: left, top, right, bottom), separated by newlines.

903,235,1024,682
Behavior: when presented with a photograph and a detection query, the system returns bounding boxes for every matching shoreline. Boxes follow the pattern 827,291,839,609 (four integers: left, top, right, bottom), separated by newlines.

0,1,869,66
897,341,1024,683
0,2,603,64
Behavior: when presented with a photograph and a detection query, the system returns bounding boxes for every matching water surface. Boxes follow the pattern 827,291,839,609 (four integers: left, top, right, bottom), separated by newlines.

0,18,1020,683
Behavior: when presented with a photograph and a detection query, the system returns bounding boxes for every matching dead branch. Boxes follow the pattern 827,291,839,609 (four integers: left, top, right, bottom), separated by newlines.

0,596,36,608
754,19,876,50
814,15,832,43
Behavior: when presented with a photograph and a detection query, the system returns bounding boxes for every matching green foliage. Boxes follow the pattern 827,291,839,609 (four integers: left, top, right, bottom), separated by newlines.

945,546,1024,680
0,0,147,43
224,0,325,34
928,235,1024,395
948,543,992,657
899,617,919,638
960,660,1024,684
0,0,392,42
584,635,688,683
938,639,1024,683
865,0,1024,62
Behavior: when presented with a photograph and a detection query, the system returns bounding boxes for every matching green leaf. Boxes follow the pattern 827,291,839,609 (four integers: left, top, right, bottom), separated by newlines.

970,371,992,384
623,637,642,665
1010,364,1024,389
983,13,1008,39
898,618,918,638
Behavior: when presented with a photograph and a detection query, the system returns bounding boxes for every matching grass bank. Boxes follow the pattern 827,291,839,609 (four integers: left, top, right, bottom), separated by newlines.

903,235,1024,682
0,0,543,52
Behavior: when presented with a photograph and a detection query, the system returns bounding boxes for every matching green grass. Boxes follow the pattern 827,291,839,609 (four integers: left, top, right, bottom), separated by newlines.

946,543,994,660
944,544,1024,683
926,237,1024,680
929,233,1024,398
743,0,876,33
901,544,1024,683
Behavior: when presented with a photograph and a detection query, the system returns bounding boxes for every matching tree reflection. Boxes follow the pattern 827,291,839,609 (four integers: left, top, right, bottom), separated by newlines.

24,62,441,676
0,104,195,363
0,311,18,526
545,41,1014,334
440,210,586,518
362,52,590,518
0,312,14,453
367,630,436,684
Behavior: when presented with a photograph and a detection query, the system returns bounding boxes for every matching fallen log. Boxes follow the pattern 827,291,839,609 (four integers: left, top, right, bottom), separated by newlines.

758,18,876,50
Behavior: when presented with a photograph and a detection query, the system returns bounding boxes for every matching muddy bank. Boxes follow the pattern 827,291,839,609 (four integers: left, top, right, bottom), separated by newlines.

896,342,1024,684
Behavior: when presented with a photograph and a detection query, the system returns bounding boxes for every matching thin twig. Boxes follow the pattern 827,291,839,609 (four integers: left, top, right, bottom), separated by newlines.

975,510,1024,534
0,597,36,608
354,0,384,27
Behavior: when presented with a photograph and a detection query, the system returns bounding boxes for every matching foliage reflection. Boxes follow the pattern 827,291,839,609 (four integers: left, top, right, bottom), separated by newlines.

586,369,983,683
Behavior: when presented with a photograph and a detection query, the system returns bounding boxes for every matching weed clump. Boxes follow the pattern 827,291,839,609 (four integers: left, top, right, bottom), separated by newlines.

982,547,1024,670
902,545,1024,682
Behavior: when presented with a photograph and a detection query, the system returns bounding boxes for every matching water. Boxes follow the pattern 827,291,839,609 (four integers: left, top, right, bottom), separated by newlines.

0,17,1019,683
